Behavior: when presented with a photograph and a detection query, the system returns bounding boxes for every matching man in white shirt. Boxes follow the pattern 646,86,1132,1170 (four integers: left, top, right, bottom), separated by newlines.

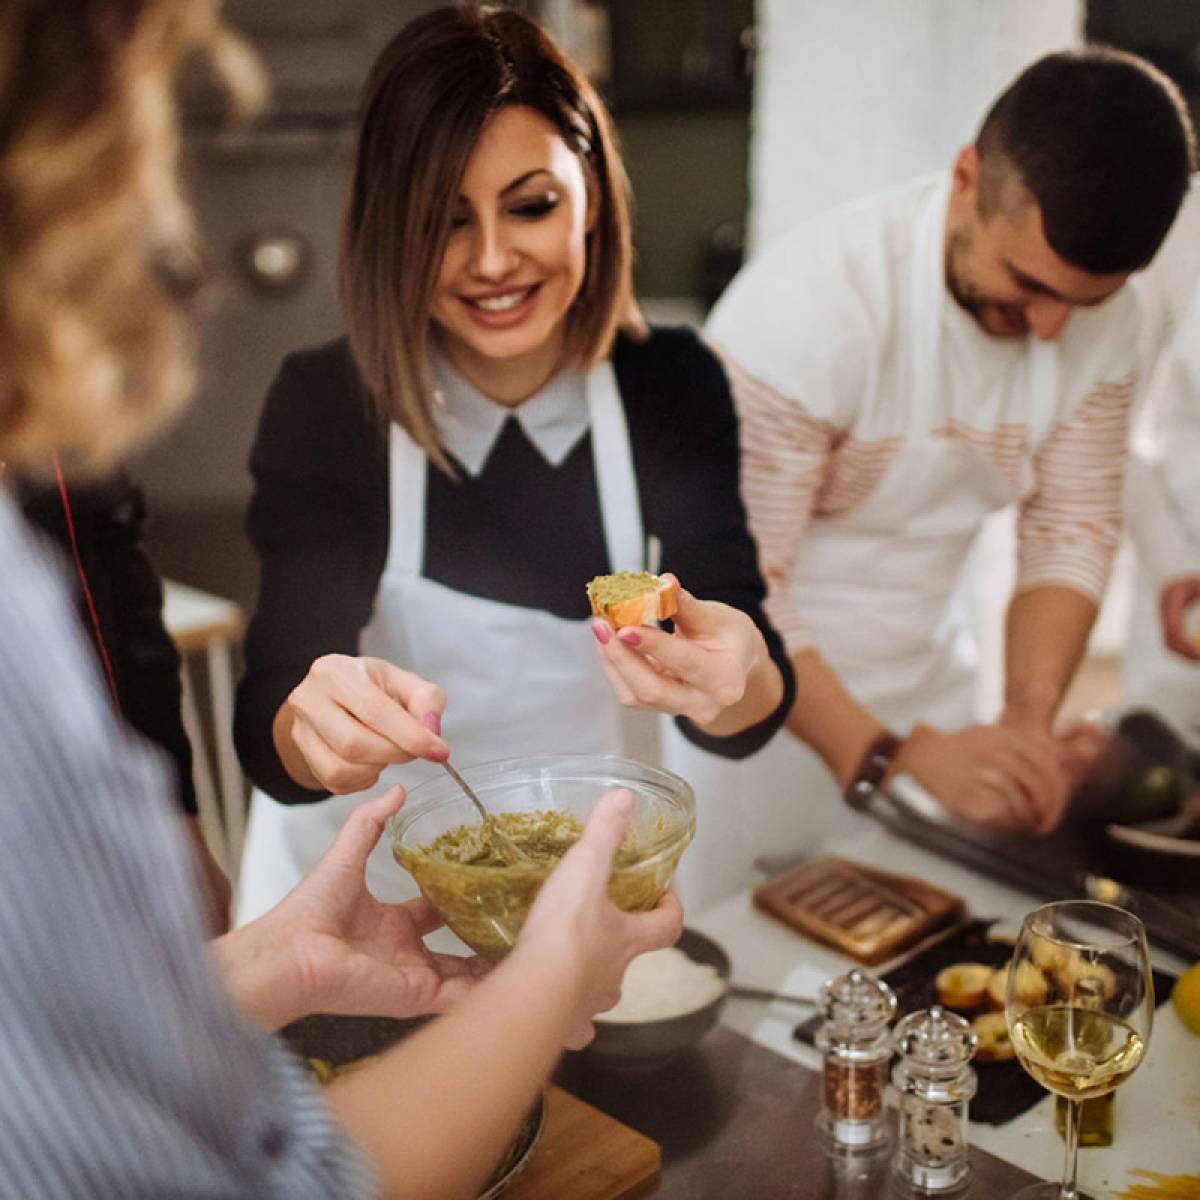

707,48,1195,834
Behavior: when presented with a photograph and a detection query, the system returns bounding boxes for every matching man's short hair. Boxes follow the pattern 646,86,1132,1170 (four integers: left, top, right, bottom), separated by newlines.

975,47,1196,275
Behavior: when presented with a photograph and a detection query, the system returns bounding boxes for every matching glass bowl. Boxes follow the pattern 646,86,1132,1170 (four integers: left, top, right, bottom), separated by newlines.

388,753,695,961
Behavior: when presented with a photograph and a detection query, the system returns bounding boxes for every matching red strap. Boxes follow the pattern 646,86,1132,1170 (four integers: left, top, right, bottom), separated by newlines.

51,452,121,712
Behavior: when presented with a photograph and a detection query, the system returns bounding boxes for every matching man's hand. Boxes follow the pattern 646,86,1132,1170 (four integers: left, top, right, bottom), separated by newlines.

214,788,487,1028
1160,576,1200,661
1056,719,1112,793
891,722,1072,835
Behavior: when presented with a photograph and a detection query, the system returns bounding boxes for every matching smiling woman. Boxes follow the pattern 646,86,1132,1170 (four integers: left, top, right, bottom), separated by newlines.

232,4,795,924
342,5,643,470
430,107,597,406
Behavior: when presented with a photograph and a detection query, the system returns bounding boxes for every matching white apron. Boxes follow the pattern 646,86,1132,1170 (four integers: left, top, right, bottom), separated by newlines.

1123,283,1200,744
236,361,651,924
685,180,1061,902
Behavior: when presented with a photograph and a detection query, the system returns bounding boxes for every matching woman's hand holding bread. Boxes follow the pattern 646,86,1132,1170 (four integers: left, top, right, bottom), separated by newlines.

590,572,779,732
275,654,449,793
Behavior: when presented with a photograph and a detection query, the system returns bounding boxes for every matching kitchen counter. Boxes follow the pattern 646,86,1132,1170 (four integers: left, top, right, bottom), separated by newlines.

683,822,1200,1199
559,1025,1040,1198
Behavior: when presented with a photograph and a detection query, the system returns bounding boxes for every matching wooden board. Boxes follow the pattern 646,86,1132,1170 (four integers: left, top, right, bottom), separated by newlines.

505,1086,661,1200
753,855,963,964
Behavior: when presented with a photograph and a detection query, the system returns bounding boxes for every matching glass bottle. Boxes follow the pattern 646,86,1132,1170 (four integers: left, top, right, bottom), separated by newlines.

815,968,898,1151
892,1005,977,1195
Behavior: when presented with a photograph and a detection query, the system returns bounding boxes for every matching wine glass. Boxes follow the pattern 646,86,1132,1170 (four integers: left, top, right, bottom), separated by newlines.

1006,901,1153,1200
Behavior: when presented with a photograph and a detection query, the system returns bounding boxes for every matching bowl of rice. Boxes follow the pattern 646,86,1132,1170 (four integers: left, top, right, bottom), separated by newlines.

579,927,730,1072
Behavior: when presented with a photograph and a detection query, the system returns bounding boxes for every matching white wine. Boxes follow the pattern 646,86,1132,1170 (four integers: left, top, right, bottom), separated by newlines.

1010,1005,1145,1099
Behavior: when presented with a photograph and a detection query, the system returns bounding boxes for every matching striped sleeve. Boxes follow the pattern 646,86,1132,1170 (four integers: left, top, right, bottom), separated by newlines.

1015,377,1136,602
0,498,375,1200
714,346,838,654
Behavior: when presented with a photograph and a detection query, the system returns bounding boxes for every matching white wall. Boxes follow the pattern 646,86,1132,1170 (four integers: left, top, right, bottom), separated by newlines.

750,0,1083,250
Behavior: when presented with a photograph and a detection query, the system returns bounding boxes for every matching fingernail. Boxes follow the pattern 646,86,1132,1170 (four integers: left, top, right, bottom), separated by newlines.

591,619,611,646
617,628,641,647
422,711,441,737
612,789,634,815
424,745,449,764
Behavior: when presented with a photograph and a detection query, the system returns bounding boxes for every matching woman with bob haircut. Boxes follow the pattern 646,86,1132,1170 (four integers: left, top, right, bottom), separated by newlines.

0,1,680,1196
234,3,796,917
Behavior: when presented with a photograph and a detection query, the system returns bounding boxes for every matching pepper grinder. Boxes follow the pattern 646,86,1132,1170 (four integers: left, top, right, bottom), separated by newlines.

815,968,898,1152
891,1005,977,1195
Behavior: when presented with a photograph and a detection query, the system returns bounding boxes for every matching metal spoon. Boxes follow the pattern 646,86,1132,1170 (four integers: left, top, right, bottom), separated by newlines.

728,983,817,1006
440,760,533,866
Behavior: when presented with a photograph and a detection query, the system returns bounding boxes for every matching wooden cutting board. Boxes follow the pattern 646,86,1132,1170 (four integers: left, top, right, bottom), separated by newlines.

505,1086,661,1200
753,855,963,964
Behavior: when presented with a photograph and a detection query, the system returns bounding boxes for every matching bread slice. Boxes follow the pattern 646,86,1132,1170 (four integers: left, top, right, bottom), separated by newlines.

935,962,993,1010
586,572,678,630
986,961,1049,1011
972,1011,1016,1062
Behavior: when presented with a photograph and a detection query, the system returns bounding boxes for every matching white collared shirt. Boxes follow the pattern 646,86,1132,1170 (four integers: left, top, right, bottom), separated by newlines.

430,349,589,476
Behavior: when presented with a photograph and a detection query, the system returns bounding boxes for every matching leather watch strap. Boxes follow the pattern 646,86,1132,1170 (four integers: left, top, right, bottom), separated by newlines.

844,730,903,812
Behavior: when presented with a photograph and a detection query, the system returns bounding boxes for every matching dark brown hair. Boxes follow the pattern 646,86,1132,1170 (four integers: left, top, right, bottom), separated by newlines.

341,4,644,468
975,46,1196,275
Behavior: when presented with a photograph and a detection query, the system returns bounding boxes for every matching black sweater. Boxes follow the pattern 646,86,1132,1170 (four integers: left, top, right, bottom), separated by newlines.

234,326,795,804
19,471,196,815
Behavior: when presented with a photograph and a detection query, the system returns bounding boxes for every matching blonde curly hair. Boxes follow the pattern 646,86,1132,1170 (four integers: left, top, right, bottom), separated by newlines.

0,0,263,474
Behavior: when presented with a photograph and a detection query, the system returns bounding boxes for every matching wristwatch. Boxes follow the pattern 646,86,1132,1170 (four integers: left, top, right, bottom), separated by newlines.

844,731,903,812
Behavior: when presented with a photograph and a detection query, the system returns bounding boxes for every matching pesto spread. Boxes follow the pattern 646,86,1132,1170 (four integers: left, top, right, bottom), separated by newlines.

586,571,659,610
395,807,687,961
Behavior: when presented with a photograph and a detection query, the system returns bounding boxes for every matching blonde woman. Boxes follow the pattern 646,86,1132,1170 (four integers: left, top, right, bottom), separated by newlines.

0,3,680,1197
234,5,794,919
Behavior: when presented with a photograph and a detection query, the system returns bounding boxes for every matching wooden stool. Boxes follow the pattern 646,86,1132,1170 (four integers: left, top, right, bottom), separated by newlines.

162,580,245,874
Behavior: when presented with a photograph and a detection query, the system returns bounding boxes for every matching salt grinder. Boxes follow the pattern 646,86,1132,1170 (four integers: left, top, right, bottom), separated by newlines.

891,1005,977,1195
815,968,898,1151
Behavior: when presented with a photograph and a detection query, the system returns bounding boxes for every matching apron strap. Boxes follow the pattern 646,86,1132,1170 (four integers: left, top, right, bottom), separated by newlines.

909,176,953,435
588,359,647,572
1027,340,1060,449
912,176,1060,451
386,423,428,580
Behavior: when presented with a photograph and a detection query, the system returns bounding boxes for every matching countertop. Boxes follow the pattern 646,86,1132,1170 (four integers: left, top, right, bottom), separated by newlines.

559,1025,1040,1198
685,821,1200,1199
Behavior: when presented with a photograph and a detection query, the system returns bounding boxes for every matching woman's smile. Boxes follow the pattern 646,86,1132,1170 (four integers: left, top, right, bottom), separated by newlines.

458,282,543,328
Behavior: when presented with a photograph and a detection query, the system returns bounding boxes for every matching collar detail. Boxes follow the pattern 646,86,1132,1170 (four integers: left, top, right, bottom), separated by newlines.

430,351,589,476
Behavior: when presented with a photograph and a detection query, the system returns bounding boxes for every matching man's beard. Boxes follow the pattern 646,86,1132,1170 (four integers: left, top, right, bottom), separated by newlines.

945,230,986,320
944,230,1029,339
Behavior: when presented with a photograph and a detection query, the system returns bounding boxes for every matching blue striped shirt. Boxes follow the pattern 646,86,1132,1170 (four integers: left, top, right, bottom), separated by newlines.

0,493,375,1199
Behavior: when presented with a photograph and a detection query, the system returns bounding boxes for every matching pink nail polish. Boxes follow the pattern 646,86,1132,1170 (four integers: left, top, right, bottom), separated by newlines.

423,711,442,736
618,628,641,647
591,619,611,646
